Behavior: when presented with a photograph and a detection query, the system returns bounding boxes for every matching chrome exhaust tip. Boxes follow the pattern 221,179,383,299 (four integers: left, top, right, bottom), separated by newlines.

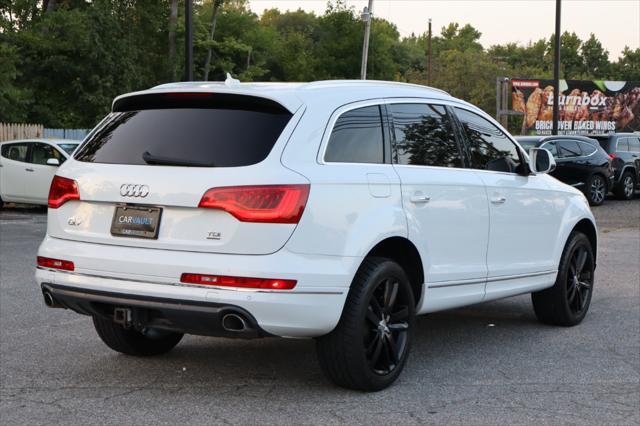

221,313,248,332
43,291,56,308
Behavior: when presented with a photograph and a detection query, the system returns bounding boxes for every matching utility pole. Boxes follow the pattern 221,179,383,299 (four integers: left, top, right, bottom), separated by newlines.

184,0,193,81
427,19,432,85
552,0,562,135
360,0,374,80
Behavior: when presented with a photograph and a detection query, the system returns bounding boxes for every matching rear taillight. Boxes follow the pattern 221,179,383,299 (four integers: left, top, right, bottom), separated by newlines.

180,273,296,290
48,176,80,208
198,184,309,224
37,256,74,271
609,153,616,160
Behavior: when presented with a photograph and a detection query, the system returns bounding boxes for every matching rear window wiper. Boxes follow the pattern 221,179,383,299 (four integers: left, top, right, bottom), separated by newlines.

142,151,215,167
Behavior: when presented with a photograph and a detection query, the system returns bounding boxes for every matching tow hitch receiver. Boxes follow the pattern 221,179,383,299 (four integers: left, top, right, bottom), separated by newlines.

113,307,132,327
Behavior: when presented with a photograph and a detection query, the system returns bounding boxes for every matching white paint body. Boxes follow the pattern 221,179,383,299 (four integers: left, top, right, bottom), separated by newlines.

0,139,78,205
36,81,596,338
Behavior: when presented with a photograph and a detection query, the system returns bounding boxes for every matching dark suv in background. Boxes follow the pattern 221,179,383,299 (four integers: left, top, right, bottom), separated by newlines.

594,133,640,200
517,135,614,206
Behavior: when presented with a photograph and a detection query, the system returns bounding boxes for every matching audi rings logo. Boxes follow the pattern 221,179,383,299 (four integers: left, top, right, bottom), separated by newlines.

120,184,150,198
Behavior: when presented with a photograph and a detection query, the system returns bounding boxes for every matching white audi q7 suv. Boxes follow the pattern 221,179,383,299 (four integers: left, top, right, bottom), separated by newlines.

36,80,597,391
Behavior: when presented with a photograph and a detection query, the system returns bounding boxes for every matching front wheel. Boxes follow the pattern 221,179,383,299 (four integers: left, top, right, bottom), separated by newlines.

93,316,183,356
586,174,606,206
531,231,595,326
316,257,415,391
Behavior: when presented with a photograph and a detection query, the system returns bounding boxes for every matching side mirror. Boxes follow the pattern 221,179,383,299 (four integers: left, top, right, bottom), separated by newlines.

46,158,60,166
528,148,556,175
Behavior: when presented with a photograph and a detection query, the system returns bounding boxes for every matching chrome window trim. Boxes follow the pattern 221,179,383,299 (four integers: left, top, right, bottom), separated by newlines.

318,98,388,165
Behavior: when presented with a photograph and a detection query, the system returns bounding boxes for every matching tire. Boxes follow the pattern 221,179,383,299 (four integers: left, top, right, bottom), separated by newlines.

93,316,183,356
316,257,416,391
531,232,595,326
614,171,636,200
585,174,606,206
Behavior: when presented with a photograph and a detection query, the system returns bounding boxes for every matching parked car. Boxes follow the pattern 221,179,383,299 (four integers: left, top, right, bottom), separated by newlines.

36,81,597,391
516,135,614,206
0,139,80,206
593,133,640,200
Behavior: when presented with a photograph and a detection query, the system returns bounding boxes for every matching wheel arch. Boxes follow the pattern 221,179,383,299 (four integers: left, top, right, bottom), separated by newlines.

364,236,425,307
572,218,598,266
618,165,637,182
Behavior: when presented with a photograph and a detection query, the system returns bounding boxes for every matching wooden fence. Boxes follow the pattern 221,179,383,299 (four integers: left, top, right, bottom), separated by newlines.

0,123,44,142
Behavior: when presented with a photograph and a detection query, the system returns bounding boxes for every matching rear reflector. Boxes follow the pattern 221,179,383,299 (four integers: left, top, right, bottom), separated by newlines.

180,273,296,290
48,176,80,208
37,256,75,271
198,184,309,224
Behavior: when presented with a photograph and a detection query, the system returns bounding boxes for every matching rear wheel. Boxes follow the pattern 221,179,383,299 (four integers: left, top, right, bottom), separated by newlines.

586,174,606,206
614,171,636,200
531,232,594,326
93,316,183,356
316,257,415,391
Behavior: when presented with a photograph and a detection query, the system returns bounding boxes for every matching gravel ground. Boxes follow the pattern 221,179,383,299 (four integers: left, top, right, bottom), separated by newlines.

1,198,638,425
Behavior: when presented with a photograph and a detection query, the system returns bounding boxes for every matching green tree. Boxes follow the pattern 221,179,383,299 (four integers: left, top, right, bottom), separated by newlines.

581,33,609,77
612,47,640,81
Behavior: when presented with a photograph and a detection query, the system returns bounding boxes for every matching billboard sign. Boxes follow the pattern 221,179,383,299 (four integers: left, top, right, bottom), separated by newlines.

511,79,640,135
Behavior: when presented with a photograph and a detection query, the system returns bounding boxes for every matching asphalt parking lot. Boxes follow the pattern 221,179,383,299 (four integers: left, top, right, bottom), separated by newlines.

1,199,639,425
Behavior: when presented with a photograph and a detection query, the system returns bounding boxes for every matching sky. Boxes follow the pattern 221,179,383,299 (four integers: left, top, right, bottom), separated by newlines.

247,0,640,60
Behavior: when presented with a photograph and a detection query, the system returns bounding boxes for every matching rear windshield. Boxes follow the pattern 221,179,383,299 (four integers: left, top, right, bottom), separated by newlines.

75,96,292,167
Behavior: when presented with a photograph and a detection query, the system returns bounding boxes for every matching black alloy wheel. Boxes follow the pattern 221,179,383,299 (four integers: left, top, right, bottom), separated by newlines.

532,231,595,326
365,278,411,375
316,257,415,391
565,243,594,316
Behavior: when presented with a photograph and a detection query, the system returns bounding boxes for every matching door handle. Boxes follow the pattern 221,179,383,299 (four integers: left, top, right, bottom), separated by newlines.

410,195,431,203
25,168,34,172
491,196,507,204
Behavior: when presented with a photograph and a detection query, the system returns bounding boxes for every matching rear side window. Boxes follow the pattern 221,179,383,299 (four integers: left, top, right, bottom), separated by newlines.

557,140,581,158
391,103,462,168
324,105,384,164
578,141,597,156
1,143,29,162
455,108,522,173
629,137,640,153
30,143,66,165
617,138,630,152
75,95,292,167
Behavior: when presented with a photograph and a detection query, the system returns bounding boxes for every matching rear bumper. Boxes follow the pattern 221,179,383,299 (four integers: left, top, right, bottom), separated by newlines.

36,236,358,337
41,283,268,338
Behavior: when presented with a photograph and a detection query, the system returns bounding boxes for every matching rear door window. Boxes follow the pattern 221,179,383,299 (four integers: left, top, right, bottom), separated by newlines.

390,103,463,168
557,140,581,158
628,137,640,153
74,95,292,167
324,105,384,164
1,143,29,162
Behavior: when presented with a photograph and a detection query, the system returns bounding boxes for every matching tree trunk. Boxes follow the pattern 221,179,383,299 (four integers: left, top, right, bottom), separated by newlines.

203,0,223,81
45,0,57,13
168,0,179,81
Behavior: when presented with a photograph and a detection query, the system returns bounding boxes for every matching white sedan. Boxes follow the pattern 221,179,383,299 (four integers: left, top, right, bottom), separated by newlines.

0,139,80,206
